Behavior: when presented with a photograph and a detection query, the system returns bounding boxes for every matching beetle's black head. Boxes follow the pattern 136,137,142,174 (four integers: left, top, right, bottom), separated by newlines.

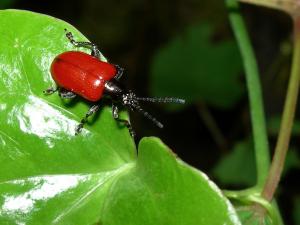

122,91,139,111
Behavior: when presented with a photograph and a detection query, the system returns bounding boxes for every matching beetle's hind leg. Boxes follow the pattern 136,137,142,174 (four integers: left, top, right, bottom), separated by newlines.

44,87,77,99
75,105,100,135
58,88,77,99
64,29,101,58
112,103,135,137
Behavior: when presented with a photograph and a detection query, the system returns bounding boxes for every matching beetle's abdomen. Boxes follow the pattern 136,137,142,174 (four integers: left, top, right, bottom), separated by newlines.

50,51,117,102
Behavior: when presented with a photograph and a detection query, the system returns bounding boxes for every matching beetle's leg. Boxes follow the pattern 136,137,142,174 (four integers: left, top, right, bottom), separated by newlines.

43,86,58,95
75,105,100,135
58,88,77,99
112,103,135,137
114,65,124,80
64,29,101,58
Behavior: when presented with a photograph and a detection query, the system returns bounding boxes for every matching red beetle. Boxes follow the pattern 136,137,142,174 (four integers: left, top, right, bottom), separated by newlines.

44,29,185,136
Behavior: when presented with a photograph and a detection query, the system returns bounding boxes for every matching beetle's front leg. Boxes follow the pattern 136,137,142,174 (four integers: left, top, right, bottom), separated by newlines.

76,104,100,135
64,29,101,58
114,65,124,80
112,103,135,137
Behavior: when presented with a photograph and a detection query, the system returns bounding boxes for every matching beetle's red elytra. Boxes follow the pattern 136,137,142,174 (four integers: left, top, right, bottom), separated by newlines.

51,51,116,102
44,29,185,136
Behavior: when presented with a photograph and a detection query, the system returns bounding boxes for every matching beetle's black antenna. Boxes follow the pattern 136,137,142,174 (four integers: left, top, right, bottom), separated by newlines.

136,97,185,104
134,105,164,128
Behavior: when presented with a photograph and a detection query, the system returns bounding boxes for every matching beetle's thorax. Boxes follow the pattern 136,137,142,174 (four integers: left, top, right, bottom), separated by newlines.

104,79,124,98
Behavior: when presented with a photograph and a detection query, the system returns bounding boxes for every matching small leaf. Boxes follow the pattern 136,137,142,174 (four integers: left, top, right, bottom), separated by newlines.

150,23,243,109
212,141,256,186
0,10,240,225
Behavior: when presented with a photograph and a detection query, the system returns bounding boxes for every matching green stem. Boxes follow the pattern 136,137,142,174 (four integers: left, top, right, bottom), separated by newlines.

226,0,270,188
262,17,300,201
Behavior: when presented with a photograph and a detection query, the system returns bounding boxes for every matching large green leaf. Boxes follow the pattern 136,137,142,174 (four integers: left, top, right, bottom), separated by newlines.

150,23,243,109
0,9,240,225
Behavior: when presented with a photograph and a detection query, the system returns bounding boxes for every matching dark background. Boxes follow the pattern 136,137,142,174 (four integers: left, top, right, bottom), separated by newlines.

1,0,299,224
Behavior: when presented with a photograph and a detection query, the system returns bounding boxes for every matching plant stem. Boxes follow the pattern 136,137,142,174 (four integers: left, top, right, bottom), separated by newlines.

262,17,300,201
226,0,270,188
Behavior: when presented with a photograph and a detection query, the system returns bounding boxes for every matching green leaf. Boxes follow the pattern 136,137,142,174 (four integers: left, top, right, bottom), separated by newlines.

98,138,241,225
150,23,243,109
212,141,256,186
0,10,240,225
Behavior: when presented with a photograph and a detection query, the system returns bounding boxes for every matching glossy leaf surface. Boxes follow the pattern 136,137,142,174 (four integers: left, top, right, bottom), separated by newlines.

0,10,241,225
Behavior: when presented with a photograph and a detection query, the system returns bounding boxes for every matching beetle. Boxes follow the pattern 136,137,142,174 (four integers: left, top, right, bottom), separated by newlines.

44,29,185,136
